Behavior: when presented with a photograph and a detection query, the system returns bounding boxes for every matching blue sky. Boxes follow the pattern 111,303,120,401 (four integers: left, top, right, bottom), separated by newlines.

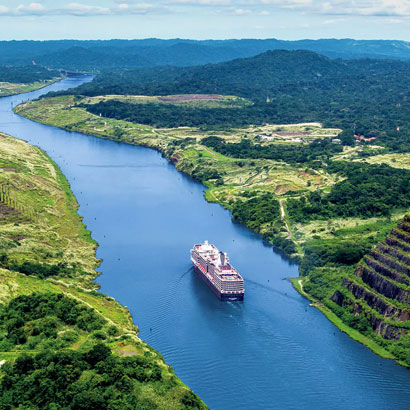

1,0,410,40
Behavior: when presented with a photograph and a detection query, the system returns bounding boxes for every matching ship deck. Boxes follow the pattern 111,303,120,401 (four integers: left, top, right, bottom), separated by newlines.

193,243,244,281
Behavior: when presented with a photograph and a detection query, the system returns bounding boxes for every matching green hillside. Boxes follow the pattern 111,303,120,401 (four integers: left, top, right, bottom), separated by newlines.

0,66,61,97
0,133,207,410
302,215,410,366
59,50,410,152
15,91,410,366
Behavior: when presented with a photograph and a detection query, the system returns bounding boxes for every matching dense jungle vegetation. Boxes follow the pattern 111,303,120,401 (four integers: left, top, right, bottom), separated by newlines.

83,100,255,129
0,66,59,84
287,162,410,221
59,50,410,151
0,293,203,410
0,293,106,351
201,136,343,163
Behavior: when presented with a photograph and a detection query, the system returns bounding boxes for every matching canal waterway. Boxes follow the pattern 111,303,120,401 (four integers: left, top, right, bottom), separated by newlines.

0,77,409,410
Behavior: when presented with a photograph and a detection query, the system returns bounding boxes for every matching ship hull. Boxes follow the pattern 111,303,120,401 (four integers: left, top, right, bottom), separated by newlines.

193,264,244,301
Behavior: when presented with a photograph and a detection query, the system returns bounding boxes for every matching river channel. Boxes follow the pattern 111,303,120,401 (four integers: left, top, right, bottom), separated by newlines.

0,77,409,410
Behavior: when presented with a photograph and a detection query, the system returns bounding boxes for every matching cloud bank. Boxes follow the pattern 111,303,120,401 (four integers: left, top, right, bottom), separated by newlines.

1,1,410,18
0,2,163,17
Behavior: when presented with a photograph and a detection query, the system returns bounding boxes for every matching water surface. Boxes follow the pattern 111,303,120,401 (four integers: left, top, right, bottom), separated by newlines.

0,77,409,410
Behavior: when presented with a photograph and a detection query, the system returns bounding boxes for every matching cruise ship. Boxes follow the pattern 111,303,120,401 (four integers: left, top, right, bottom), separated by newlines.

190,241,244,301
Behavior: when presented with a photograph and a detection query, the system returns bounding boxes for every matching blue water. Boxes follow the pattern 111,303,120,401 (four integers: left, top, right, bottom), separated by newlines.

0,77,409,410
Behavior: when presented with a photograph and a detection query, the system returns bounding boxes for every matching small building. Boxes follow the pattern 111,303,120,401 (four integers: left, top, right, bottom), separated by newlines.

257,134,274,140
354,134,376,143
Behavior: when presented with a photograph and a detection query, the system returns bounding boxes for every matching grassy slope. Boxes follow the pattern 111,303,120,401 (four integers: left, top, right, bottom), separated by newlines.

360,152,410,170
15,95,410,366
0,78,62,97
0,132,207,409
81,94,253,109
0,133,97,281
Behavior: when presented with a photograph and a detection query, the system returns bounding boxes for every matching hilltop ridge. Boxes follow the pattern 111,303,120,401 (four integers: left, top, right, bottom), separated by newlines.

2,38,410,70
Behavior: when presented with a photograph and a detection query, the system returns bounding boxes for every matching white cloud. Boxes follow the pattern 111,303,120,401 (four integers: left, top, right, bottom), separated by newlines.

0,6,10,15
63,3,110,16
269,0,410,16
116,0,231,5
234,8,252,14
17,3,45,12
0,2,165,17
14,2,46,15
113,2,161,14
322,17,345,24
2,0,410,18
314,0,410,16
234,0,410,16
259,0,312,5
169,0,410,17
168,0,231,4
0,3,46,16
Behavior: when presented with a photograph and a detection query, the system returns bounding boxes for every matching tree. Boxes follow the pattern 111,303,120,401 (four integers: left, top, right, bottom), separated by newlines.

84,343,112,366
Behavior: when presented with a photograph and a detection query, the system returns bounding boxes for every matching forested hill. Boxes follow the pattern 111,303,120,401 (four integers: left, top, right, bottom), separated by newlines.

0,65,60,84
64,50,410,151
68,49,410,100
77,50,358,98
3,38,410,69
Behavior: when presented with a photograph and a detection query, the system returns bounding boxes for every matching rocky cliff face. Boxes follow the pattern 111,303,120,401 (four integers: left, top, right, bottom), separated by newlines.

331,215,410,343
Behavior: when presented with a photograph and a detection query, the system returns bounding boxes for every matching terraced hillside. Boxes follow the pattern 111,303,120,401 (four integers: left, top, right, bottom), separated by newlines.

330,216,410,365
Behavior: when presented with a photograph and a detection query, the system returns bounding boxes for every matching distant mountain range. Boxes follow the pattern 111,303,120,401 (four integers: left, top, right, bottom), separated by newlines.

69,49,410,100
2,38,410,70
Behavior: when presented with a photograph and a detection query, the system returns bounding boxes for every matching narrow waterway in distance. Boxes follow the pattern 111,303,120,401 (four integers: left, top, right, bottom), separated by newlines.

0,77,409,410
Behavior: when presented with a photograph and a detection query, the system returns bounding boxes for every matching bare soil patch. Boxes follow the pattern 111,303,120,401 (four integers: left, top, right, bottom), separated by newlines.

158,95,223,102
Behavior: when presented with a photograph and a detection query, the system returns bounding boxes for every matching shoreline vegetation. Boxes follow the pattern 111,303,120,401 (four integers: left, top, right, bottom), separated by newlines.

15,93,410,368
0,77,63,98
0,132,207,409
0,65,63,97
289,278,396,361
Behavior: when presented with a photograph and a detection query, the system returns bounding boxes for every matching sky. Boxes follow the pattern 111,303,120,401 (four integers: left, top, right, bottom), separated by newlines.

0,0,410,41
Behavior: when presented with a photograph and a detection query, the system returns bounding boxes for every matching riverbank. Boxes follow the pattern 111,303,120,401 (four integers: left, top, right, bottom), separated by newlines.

14,95,347,259
14,94,410,368
0,77,63,97
289,278,399,363
0,132,208,409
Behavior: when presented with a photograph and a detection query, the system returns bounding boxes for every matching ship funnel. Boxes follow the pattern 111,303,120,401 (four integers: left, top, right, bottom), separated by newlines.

220,251,225,266
204,240,209,246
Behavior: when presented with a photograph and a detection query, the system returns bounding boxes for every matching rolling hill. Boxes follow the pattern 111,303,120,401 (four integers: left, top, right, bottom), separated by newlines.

2,38,410,70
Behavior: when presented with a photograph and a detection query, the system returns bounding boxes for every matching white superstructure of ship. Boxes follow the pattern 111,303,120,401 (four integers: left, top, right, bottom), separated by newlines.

190,240,244,301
